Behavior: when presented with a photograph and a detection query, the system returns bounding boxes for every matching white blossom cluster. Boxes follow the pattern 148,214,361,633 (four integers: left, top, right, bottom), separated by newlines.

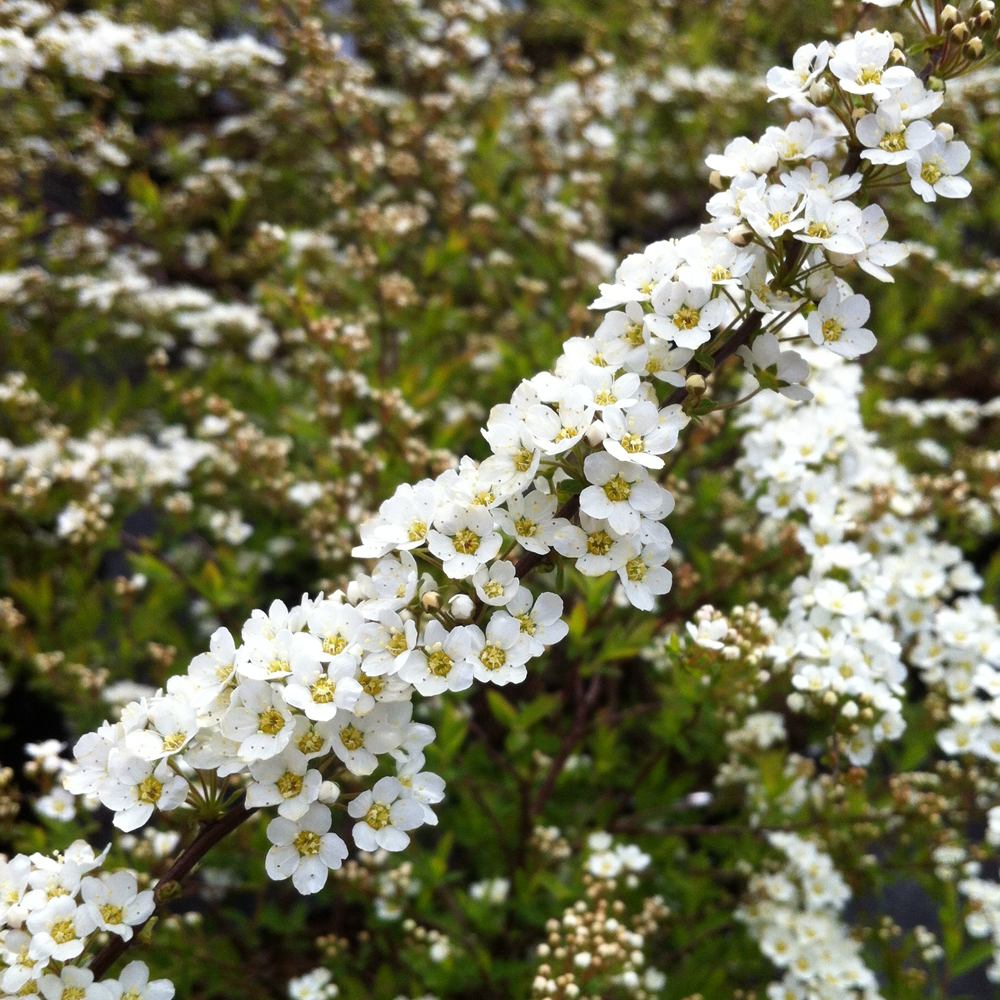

0,840,173,1000
738,832,882,1000
879,395,1000,432
0,4,282,88
737,345,995,764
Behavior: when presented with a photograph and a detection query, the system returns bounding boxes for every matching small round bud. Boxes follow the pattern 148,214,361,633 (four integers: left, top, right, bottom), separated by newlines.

950,21,970,43
965,36,985,58
889,47,906,65
926,75,946,92
584,420,607,446
708,170,724,190
808,78,834,106
851,106,867,123
449,594,475,622
936,122,955,141
318,780,341,804
727,223,753,247
157,881,182,901
977,10,994,29
941,4,960,30
421,590,441,611
685,374,706,398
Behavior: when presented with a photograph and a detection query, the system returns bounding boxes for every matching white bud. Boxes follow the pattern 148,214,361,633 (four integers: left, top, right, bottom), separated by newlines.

450,594,475,621
935,122,955,141
584,420,606,446
841,701,859,719
318,780,341,804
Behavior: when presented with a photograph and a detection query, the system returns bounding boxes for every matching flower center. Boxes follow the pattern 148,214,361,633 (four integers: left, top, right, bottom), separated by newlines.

645,357,663,374
603,475,632,502
878,131,906,153
856,66,882,86
387,630,409,656
482,580,505,598
100,903,123,925
820,318,843,343
513,447,535,472
277,772,303,798
479,644,506,671
587,530,615,555
806,221,832,239
710,265,731,282
767,211,789,230
293,830,321,856
452,528,481,554
407,519,427,542
672,306,700,329
322,634,347,655
50,919,76,944
61,990,85,1000
297,729,325,755
427,649,454,677
594,389,616,405
472,490,495,507
625,557,647,582
268,658,289,675
366,803,392,830
136,776,163,804
626,322,645,346
310,676,337,703
162,732,187,752
340,724,365,751
258,709,286,736
619,432,644,454
359,672,384,696
517,613,537,635
921,162,943,185
514,515,538,537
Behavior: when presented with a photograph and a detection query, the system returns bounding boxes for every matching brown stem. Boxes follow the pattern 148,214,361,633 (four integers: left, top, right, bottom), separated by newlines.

89,798,255,979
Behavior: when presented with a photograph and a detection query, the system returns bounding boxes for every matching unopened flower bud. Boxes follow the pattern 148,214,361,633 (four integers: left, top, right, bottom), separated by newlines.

926,75,946,92
851,106,867,123
965,36,985,58
890,31,905,46
950,21,970,43
449,594,475,621
823,690,838,706
727,223,753,247
584,420,606,446
889,47,906,65
685,373,706,399
941,4,960,30
318,780,340,804
421,590,441,611
936,122,955,141
977,9,994,29
808,78,834,106
708,170,724,190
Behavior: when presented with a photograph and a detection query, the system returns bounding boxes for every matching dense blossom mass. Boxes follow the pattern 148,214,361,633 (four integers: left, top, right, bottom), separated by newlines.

1,0,998,997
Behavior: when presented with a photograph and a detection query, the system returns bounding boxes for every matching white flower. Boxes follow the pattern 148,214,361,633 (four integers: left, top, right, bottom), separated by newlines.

763,120,835,162
646,280,729,349
103,961,175,1000
468,877,510,903
493,491,565,555
265,802,348,894
505,590,568,657
348,776,425,852
36,787,77,821
330,706,402,775
247,748,322,819
469,614,532,686
473,560,520,607
766,42,830,100
639,339,694,386
395,753,446,825
856,101,934,165
590,243,680,307
26,896,96,961
186,626,237,705
307,601,364,657
741,185,804,243
427,503,502,579
356,610,419,676
581,452,669,534
830,203,907,283
736,332,812,401
828,29,913,101
283,653,363,722
125,693,200,760
603,401,679,470
236,629,327,683
686,618,728,650
795,196,865,256
618,545,673,611
554,512,634,577
80,871,154,940
479,416,540,493
398,620,475,696
704,136,778,178
220,680,294,762
906,133,972,202
374,482,442,550
102,750,189,831
39,966,111,1000
807,287,875,359
528,386,596,455
288,968,338,1000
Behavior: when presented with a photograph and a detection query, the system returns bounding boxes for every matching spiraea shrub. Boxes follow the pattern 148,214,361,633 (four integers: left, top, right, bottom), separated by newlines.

3,1,1000,999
